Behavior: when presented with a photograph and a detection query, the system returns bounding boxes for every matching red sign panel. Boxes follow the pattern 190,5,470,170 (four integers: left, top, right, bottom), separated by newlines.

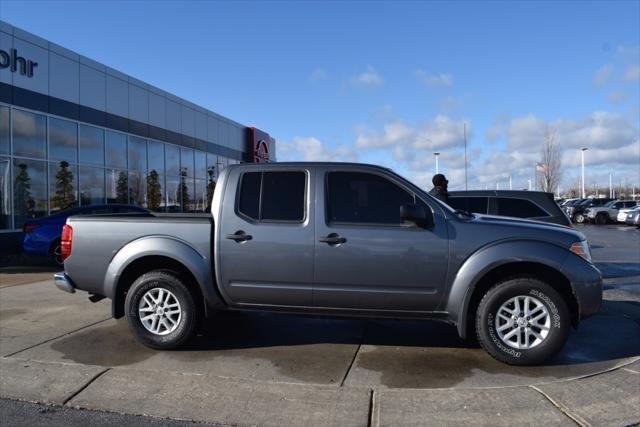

249,127,271,163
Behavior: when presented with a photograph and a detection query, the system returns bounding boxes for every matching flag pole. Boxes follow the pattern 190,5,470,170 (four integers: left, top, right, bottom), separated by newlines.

464,122,468,191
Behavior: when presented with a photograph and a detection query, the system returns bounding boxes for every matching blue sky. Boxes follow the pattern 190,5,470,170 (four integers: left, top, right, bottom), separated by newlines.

1,0,638,193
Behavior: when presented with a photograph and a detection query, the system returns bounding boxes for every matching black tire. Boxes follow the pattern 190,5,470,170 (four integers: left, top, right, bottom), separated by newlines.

595,213,607,225
125,270,198,350
574,213,585,223
475,277,570,365
49,240,63,266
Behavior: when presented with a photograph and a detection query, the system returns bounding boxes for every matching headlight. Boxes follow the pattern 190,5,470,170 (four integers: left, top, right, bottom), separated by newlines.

570,240,592,263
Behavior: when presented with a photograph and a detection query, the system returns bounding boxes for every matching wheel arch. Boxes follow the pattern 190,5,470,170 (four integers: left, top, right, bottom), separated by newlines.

105,236,225,318
446,241,579,339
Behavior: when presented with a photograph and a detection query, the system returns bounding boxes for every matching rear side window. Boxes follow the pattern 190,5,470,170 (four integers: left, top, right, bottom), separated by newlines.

496,197,548,218
448,197,489,214
326,172,414,224
238,171,306,222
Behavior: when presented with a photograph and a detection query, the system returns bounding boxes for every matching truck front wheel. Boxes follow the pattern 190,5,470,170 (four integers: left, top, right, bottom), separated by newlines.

125,270,198,349
475,278,570,365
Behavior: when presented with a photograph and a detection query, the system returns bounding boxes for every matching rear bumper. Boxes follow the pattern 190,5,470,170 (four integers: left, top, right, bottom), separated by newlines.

54,272,76,294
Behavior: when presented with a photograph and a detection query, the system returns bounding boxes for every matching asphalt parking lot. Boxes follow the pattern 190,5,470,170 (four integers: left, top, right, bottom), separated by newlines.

1,224,639,426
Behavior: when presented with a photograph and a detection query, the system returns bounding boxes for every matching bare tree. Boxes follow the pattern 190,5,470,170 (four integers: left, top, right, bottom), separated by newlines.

537,126,562,193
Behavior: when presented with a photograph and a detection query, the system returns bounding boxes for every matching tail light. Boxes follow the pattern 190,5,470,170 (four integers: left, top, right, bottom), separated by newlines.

23,223,40,233
61,224,73,262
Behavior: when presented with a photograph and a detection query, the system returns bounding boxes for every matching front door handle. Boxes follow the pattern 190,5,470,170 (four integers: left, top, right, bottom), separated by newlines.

226,230,252,242
319,233,347,245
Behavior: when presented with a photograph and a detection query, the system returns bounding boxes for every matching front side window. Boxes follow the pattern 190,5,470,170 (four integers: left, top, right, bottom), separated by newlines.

496,197,548,218
238,171,305,222
326,172,413,225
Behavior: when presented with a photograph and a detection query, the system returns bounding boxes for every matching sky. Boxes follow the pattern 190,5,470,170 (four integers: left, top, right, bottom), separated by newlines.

1,0,638,193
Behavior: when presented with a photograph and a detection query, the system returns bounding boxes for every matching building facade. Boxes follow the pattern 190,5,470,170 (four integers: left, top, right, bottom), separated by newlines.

0,21,275,249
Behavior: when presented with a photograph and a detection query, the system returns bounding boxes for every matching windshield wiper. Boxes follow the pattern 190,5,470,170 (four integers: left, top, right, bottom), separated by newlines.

454,208,474,217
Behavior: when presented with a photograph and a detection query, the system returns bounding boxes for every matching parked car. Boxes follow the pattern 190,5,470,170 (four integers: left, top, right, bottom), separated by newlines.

22,204,149,265
617,205,640,223
586,200,638,225
448,190,572,226
54,162,602,366
624,206,640,227
562,198,587,219
567,198,614,223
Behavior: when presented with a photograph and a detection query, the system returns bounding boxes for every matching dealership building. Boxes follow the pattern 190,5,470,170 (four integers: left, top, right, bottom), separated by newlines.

0,20,275,250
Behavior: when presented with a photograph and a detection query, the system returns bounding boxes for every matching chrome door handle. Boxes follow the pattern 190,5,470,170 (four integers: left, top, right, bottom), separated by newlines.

226,231,252,242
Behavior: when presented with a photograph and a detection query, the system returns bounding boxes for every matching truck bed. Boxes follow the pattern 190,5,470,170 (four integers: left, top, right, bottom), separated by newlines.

64,213,213,299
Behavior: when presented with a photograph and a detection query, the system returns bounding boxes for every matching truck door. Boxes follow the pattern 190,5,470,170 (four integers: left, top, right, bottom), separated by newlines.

217,167,315,307
313,168,449,311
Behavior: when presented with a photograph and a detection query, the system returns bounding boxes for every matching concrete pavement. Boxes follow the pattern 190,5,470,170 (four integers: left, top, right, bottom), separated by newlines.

0,224,639,426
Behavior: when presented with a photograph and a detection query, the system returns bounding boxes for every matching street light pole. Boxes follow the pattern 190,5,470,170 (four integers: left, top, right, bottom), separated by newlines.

433,152,440,174
581,147,588,198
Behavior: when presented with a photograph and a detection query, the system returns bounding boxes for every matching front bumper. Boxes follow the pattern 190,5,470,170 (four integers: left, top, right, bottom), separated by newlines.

561,255,603,319
54,272,76,294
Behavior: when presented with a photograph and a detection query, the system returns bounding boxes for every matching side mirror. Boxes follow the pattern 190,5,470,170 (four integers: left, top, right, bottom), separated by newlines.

400,204,434,228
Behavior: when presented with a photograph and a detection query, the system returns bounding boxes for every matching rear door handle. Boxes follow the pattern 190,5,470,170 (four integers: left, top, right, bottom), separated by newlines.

226,230,252,242
319,233,347,245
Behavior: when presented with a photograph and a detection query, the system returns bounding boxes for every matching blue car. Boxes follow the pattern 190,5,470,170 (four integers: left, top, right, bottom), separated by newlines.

22,204,149,265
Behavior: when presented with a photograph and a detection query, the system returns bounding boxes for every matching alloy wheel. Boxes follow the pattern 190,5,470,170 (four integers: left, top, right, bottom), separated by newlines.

495,295,551,349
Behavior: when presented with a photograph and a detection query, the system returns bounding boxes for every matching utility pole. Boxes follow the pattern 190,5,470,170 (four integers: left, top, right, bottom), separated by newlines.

581,147,588,198
509,175,512,190
464,122,468,191
609,172,612,198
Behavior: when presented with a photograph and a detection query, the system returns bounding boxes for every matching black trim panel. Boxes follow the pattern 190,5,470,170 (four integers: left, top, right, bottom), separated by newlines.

0,82,247,161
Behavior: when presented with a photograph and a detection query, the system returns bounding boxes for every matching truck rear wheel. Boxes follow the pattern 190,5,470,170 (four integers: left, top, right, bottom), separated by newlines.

125,270,198,350
595,213,608,225
475,277,569,365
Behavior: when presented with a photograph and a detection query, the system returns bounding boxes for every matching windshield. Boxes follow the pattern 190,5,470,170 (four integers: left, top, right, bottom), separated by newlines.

604,201,616,207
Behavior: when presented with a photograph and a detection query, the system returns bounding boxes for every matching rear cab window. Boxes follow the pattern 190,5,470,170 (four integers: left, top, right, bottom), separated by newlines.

237,171,306,222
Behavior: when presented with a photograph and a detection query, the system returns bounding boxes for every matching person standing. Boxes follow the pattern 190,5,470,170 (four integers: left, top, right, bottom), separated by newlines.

429,174,449,204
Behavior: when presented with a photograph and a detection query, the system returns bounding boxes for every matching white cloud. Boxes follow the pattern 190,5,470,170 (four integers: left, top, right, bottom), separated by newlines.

308,68,327,82
622,64,640,82
606,91,632,105
278,136,356,162
593,64,614,87
355,66,383,87
414,70,454,88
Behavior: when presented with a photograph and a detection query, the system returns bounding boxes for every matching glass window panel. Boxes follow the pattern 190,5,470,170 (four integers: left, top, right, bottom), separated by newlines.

180,148,194,178
238,172,260,220
448,197,489,214
326,172,413,224
105,131,127,169
218,156,229,172
0,106,9,155
146,170,164,212
165,144,180,177
194,178,207,213
195,151,206,180
128,170,147,207
128,136,147,172
261,172,305,221
12,109,46,159
178,172,194,212
49,161,78,213
49,117,78,163
0,157,10,229
79,166,105,206
13,158,47,228
165,176,180,212
496,197,548,218
148,141,165,174
106,168,129,204
206,153,218,183
79,124,104,166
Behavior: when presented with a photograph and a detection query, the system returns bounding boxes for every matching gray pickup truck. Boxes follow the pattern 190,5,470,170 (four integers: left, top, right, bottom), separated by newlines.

54,162,602,365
